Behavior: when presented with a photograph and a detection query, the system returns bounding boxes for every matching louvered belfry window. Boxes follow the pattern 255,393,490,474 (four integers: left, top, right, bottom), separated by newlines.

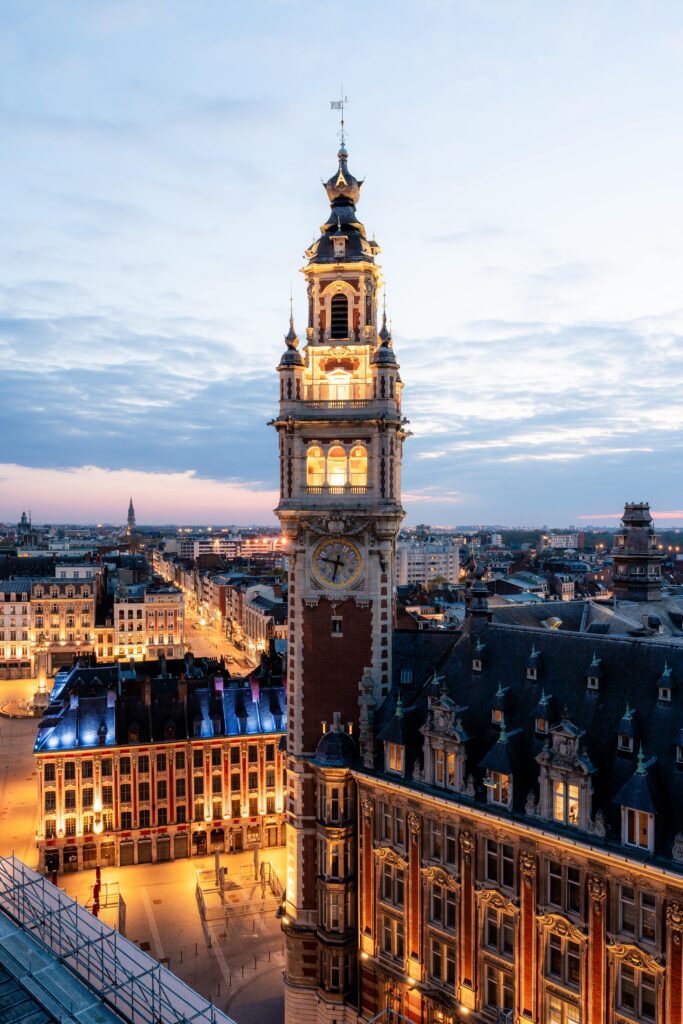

330,294,349,339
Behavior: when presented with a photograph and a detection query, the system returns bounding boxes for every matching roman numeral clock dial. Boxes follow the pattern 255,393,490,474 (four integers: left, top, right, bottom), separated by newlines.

312,538,363,589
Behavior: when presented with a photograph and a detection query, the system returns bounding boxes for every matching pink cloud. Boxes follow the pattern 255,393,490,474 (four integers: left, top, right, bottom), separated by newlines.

0,464,279,525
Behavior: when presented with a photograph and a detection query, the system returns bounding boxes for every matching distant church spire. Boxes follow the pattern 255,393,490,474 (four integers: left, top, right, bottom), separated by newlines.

126,497,136,535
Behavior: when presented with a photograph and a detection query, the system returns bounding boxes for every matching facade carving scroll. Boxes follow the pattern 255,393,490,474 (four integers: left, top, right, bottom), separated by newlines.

519,848,537,890
587,873,607,914
667,899,683,946
538,913,588,943
360,792,373,820
374,846,408,870
606,941,665,974
407,810,421,836
459,830,474,863
421,865,459,892
476,887,519,916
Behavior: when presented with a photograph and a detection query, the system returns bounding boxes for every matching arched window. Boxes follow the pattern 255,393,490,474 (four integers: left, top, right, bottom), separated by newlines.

330,294,349,339
349,445,368,487
327,446,347,486
307,446,325,487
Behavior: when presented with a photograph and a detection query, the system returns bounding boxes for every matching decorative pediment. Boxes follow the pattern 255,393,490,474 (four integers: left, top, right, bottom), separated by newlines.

606,940,665,974
374,846,408,870
421,865,459,891
537,718,594,775
539,913,587,942
475,887,519,915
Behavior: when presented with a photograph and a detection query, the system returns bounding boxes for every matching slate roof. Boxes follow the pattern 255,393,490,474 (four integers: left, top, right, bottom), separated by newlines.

35,657,285,752
373,622,683,868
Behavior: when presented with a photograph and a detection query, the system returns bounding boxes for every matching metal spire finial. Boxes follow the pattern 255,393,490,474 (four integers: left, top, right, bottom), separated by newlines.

330,87,349,148
636,743,647,775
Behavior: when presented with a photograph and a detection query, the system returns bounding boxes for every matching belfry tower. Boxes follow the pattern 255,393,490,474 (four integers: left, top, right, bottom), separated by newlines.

272,137,407,1022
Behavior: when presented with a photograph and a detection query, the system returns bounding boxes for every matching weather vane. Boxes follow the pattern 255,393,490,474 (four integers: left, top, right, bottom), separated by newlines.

330,87,349,146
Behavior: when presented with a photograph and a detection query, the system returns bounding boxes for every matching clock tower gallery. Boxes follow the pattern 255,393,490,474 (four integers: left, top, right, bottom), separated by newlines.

272,140,407,1022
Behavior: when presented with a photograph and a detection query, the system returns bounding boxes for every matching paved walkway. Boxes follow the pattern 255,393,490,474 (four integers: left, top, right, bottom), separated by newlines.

60,850,287,1021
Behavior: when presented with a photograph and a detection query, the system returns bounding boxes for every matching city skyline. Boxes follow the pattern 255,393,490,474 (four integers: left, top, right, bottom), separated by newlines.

2,1,683,525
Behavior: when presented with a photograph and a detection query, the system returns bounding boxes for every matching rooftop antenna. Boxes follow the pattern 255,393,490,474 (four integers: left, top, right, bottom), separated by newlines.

330,87,349,147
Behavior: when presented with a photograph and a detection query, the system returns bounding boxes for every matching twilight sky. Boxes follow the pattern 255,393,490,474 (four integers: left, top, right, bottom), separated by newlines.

1,0,683,527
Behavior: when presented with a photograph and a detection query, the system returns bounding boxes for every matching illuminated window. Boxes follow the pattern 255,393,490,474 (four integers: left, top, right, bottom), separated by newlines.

486,771,511,808
349,445,368,486
306,447,325,487
330,294,349,339
386,742,404,774
327,445,347,486
623,808,653,851
552,780,580,826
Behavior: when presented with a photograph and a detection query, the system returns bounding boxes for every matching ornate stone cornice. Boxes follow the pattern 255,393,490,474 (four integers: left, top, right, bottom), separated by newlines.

606,940,665,974
421,865,459,892
538,913,587,943
475,887,519,915
373,845,408,870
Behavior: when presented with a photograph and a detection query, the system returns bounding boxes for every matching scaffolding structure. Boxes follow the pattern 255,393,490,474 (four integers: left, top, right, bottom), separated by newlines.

0,855,237,1024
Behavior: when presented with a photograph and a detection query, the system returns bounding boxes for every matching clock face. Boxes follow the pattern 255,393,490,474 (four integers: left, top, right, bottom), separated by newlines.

312,538,363,589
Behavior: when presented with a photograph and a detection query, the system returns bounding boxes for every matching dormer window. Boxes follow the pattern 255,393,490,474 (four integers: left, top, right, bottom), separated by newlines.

386,742,404,775
527,666,537,681
333,237,346,259
619,734,634,753
485,771,511,808
492,707,503,725
472,658,482,672
623,808,653,852
659,685,672,702
587,675,599,690
535,716,548,735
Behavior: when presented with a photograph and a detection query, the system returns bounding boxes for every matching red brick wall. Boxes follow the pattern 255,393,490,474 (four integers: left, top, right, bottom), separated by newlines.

301,597,372,752
667,902,683,1024
588,880,606,1024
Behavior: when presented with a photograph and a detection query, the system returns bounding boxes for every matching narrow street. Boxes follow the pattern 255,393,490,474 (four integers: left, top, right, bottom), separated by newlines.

185,619,258,675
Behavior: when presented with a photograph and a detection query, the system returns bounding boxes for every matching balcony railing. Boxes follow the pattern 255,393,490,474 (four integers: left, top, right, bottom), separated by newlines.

306,484,368,495
305,399,372,410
